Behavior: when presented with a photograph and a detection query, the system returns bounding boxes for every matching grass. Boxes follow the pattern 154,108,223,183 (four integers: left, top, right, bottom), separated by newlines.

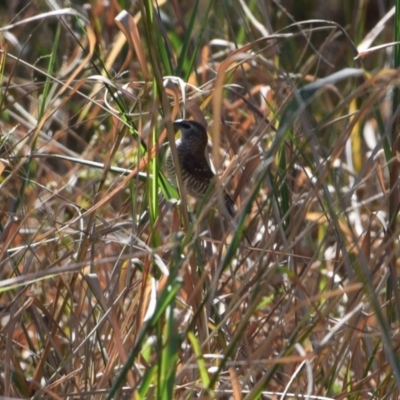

0,0,399,399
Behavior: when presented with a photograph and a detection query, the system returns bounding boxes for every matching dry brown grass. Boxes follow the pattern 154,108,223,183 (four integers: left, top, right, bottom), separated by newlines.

0,1,399,399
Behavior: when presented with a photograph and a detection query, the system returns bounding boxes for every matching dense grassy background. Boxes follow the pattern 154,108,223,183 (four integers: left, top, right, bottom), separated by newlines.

0,0,399,398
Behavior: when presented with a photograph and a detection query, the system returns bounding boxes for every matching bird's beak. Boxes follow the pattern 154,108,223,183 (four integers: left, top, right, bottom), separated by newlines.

173,119,184,129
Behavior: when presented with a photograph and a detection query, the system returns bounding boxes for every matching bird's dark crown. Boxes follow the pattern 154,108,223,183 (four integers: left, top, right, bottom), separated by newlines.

174,119,208,150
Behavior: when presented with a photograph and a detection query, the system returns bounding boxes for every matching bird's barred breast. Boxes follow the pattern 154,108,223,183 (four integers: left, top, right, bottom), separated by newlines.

182,171,209,197
165,148,177,186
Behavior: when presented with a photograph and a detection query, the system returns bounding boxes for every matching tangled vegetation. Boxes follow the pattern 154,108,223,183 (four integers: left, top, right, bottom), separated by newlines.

0,1,399,398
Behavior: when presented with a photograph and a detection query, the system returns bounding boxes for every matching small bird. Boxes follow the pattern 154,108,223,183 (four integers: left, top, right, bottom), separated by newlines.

165,119,236,217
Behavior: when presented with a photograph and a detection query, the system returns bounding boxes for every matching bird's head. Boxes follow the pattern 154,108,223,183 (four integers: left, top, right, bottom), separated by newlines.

173,119,208,151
